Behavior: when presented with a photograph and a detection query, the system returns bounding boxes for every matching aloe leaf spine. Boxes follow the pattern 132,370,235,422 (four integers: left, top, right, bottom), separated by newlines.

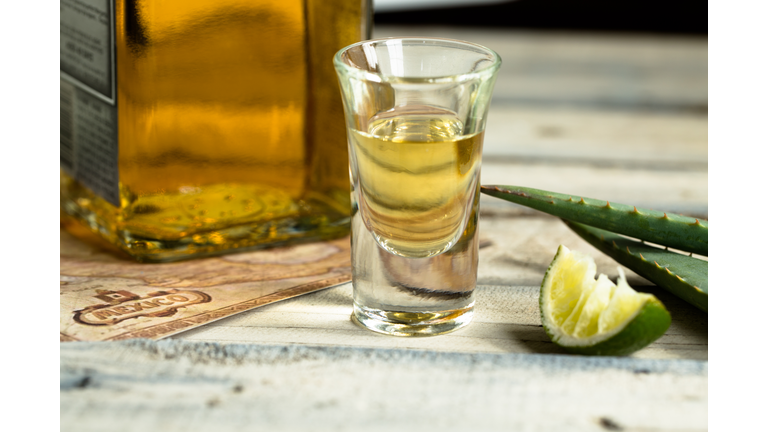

481,185,708,256
564,219,708,312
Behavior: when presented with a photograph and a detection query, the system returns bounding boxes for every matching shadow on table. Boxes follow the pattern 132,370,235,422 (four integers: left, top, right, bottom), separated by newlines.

498,324,569,355
506,324,570,355
633,285,708,342
494,285,707,356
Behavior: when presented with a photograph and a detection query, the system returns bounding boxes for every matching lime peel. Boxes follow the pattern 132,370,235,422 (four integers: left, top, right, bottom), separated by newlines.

540,245,671,356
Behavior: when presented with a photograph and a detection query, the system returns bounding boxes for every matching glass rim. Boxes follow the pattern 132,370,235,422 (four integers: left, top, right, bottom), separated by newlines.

333,37,502,84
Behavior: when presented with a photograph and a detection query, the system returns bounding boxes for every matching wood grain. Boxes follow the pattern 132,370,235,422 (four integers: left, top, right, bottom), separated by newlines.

61,339,708,432
484,106,707,168
374,26,707,110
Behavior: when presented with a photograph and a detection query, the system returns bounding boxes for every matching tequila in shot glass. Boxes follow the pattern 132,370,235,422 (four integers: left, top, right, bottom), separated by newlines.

334,38,501,336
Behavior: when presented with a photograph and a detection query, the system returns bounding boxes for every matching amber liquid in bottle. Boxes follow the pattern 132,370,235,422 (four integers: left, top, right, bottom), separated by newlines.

61,0,369,261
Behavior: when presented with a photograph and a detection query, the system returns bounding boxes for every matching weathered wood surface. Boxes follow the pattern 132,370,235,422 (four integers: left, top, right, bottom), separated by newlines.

375,26,707,110
61,26,708,431
177,216,708,360
61,339,708,432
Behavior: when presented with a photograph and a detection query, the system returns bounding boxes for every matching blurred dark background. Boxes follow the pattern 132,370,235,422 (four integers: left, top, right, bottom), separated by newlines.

374,0,707,35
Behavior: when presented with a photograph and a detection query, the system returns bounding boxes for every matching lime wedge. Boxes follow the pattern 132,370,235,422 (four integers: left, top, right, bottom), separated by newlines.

540,245,671,356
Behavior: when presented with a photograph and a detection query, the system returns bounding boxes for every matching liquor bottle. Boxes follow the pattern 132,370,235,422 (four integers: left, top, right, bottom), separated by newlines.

60,0,372,262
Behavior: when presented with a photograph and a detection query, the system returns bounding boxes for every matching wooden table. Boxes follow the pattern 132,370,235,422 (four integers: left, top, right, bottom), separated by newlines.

61,26,708,431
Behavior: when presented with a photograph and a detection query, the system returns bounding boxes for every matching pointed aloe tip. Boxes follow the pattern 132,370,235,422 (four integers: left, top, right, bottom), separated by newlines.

625,246,632,254
605,201,613,209
632,206,639,214
568,196,574,201
612,241,619,248
639,253,646,261
579,197,586,204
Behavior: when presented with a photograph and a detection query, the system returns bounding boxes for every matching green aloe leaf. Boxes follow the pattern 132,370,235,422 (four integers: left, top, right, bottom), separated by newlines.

481,185,708,256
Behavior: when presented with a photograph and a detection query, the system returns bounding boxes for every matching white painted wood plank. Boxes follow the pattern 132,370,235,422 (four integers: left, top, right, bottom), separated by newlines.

177,286,706,361
483,105,708,167
480,162,708,216
61,339,708,432
374,26,707,109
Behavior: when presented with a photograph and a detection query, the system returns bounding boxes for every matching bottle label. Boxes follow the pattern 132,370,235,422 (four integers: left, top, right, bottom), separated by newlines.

60,0,119,206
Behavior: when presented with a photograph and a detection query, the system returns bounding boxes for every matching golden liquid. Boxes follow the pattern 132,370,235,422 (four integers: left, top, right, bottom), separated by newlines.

350,108,483,257
61,0,366,261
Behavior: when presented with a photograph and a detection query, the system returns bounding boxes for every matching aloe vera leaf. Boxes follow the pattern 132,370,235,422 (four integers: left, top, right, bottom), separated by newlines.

481,185,708,256
564,219,708,312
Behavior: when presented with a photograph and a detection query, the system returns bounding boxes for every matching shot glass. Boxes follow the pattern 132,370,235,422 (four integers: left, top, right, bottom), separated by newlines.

334,38,501,336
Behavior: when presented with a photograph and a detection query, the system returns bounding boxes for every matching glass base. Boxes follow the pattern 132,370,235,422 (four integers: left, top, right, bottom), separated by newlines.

352,302,474,337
